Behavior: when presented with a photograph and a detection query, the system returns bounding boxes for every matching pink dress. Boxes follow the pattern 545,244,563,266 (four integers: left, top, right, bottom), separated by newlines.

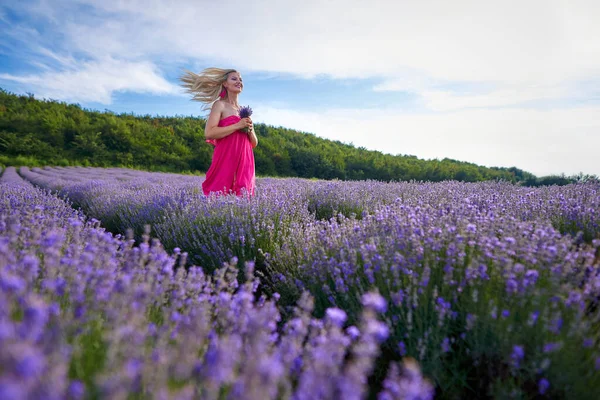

202,115,255,196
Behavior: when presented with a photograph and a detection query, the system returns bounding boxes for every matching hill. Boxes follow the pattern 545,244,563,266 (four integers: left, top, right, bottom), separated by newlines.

1,88,590,185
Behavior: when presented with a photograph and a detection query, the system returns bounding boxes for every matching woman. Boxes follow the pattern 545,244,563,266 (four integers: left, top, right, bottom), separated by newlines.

180,68,258,196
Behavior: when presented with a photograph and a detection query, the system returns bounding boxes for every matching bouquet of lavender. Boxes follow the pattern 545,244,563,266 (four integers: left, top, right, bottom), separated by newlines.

238,105,253,133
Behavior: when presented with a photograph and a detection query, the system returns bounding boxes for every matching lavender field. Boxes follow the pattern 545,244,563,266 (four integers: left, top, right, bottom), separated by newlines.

2,166,600,399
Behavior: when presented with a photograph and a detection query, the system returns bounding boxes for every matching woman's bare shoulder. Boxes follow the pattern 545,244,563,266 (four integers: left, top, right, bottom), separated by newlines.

214,100,238,118
207,101,225,124
212,100,226,111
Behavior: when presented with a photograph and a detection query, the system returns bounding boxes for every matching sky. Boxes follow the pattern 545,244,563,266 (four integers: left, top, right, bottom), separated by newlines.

1,0,599,177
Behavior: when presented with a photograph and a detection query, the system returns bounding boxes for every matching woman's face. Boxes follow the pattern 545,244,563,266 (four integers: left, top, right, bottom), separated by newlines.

224,72,243,94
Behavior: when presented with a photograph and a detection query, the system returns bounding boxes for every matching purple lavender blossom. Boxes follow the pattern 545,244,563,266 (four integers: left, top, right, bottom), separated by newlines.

505,278,518,294
326,307,348,327
379,359,434,400
543,342,563,353
67,381,85,399
238,105,253,133
523,269,539,287
362,292,387,313
538,378,550,394
346,326,360,340
0,380,26,399
441,337,451,353
398,341,407,356
238,105,253,118
528,311,540,326
511,345,525,368
367,320,390,343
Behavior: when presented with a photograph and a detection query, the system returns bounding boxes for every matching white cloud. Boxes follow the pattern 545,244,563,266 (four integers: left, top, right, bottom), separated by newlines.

419,85,568,111
375,79,572,111
3,0,599,105
8,0,592,109
35,48,79,70
254,104,600,177
46,0,599,84
0,57,181,103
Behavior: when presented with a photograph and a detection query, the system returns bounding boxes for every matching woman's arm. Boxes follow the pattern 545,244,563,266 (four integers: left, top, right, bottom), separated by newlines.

247,119,258,148
205,101,246,140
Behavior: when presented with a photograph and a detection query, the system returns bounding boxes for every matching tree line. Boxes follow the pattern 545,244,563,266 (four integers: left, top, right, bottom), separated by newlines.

1,88,595,185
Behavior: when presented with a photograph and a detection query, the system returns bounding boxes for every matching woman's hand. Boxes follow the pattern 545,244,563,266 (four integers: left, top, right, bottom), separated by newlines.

246,117,258,148
237,117,253,132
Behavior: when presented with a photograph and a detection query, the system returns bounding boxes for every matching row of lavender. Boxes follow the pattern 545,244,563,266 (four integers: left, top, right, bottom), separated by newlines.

18,166,600,398
22,166,600,243
1,166,432,400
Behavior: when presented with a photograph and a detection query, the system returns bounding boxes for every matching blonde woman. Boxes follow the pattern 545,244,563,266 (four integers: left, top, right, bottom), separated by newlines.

180,68,258,196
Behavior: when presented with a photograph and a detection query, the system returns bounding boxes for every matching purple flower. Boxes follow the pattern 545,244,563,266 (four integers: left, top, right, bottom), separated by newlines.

0,272,25,293
466,313,476,330
21,300,50,341
238,105,253,118
528,311,539,326
362,292,387,313
0,380,26,399
538,378,550,394
549,317,563,334
15,348,46,378
170,311,182,323
565,291,583,309
367,320,390,343
326,307,347,327
441,337,451,353
74,305,86,319
523,269,539,288
435,297,451,318
391,290,405,307
398,341,407,356
381,359,434,400
513,263,524,273
511,345,524,368
235,106,253,133
291,356,303,375
125,358,143,378
505,278,518,294
543,342,562,353
346,326,360,340
68,380,85,400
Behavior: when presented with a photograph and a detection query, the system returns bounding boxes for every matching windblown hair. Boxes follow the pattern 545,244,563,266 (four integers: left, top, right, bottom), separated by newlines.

179,67,237,110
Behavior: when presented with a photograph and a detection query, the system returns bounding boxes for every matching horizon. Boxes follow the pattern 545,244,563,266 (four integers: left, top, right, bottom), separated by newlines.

1,0,599,177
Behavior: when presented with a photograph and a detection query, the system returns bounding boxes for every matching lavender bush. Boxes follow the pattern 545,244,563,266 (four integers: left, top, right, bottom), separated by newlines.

267,183,600,398
14,166,600,398
20,168,313,274
2,167,432,399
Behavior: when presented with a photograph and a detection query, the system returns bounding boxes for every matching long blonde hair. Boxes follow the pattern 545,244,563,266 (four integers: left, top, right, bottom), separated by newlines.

179,67,238,110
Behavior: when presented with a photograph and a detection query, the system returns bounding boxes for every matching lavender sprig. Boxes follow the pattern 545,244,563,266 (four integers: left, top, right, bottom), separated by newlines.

238,105,253,133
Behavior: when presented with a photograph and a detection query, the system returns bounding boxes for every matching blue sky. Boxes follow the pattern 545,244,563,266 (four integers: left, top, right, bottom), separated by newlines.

1,0,599,177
